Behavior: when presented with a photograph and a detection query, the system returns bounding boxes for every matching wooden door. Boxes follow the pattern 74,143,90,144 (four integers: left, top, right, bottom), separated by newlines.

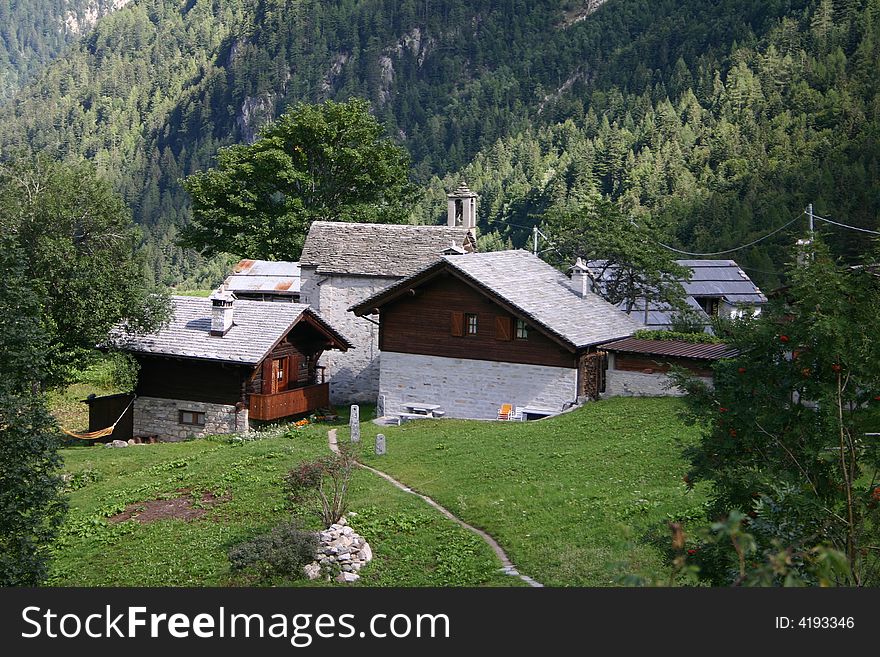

271,357,288,394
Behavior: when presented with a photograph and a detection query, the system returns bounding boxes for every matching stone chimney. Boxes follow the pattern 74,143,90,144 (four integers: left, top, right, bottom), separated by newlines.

570,258,590,298
210,290,236,336
447,181,477,235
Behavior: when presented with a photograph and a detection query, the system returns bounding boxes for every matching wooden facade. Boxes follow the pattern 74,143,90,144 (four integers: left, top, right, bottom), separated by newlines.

612,353,714,378
135,357,249,405
378,275,578,369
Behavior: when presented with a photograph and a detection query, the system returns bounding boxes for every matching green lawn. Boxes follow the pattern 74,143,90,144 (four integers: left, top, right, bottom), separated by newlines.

351,397,708,586
53,423,516,587
52,397,706,587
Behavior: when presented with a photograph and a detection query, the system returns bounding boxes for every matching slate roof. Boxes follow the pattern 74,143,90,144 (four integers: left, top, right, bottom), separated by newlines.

111,296,351,365
351,250,639,349
601,337,738,360
678,260,767,304
223,259,301,296
299,221,475,277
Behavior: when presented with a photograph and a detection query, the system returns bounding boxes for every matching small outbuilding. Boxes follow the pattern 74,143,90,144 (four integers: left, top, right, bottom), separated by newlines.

602,337,737,397
105,294,352,441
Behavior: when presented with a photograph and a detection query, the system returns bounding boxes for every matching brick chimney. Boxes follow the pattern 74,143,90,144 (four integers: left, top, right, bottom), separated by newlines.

210,290,236,336
570,258,590,298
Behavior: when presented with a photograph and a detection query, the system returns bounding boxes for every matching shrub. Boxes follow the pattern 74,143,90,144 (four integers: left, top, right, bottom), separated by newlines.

228,521,319,578
632,329,725,344
285,446,356,527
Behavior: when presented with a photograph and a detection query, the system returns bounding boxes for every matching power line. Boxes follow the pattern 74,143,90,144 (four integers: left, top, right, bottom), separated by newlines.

812,214,880,236
654,216,802,257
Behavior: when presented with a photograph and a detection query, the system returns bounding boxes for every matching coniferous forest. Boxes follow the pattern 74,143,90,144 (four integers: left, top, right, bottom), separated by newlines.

0,0,877,289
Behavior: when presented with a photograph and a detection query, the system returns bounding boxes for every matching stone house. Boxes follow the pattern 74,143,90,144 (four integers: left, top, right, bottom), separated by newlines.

101,293,351,441
297,183,478,404
587,259,767,330
349,249,639,420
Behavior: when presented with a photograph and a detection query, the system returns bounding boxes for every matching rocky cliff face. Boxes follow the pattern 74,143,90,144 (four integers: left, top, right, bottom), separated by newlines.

63,0,132,36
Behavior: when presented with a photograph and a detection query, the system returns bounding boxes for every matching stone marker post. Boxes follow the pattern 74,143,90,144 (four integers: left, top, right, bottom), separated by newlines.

375,433,386,456
349,405,360,443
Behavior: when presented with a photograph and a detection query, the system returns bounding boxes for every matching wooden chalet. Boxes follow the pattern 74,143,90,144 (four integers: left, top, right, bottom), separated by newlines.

350,250,639,420
103,294,352,441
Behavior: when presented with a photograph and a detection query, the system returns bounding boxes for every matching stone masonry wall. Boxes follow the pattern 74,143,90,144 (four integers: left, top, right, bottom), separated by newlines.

604,353,713,397
133,396,248,441
301,271,398,404
379,351,579,420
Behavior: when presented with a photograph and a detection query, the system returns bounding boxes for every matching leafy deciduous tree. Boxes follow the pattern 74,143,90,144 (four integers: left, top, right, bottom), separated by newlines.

541,196,690,315
0,155,169,386
181,99,416,260
0,237,66,585
675,240,880,585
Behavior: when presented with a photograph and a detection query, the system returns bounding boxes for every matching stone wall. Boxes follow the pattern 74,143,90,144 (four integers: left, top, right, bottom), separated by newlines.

604,353,713,397
133,396,248,441
301,270,398,404
378,351,578,420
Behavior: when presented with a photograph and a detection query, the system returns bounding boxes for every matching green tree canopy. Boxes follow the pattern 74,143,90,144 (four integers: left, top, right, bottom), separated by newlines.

0,155,169,385
541,196,690,315
0,236,66,585
675,240,880,585
181,99,416,260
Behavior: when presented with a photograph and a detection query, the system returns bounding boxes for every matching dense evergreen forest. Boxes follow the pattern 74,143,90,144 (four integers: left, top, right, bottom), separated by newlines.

0,0,877,289
0,0,130,99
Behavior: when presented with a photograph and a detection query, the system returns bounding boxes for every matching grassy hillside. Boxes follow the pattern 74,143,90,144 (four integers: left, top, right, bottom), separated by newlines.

353,397,707,586
53,397,705,586
54,422,515,586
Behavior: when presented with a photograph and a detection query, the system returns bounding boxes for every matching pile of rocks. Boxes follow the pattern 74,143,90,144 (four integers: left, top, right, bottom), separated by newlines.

303,516,373,584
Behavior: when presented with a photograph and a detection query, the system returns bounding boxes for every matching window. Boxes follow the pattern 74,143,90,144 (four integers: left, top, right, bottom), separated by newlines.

465,313,478,335
179,410,205,426
515,319,529,340
695,297,721,317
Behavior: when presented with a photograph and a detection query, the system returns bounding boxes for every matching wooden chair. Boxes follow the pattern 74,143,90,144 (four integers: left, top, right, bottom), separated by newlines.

497,403,513,420
512,406,524,421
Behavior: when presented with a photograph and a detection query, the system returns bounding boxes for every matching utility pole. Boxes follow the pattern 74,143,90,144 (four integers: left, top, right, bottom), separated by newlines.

533,225,539,255
797,203,816,265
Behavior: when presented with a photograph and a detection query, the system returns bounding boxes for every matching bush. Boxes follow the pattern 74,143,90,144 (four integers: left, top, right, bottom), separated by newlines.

228,521,319,578
632,329,725,344
285,446,356,527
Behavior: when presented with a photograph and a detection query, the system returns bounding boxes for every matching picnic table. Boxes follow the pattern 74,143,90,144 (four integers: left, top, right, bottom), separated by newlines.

396,403,446,425
404,403,443,416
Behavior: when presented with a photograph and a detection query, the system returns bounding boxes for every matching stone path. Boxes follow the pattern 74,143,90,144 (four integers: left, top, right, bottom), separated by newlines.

328,428,543,588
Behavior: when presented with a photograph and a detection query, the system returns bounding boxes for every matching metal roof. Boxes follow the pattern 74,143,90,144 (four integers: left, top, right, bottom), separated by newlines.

223,259,301,295
299,221,476,278
352,250,639,349
110,296,351,365
601,337,738,360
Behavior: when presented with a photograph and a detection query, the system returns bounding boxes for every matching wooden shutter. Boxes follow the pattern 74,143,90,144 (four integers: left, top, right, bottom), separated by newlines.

261,358,273,394
494,316,513,341
450,311,464,337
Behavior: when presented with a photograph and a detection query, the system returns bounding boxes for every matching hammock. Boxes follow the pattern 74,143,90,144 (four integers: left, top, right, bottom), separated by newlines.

62,396,136,440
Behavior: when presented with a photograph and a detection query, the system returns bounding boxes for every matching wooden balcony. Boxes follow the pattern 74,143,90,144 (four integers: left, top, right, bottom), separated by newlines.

248,382,330,421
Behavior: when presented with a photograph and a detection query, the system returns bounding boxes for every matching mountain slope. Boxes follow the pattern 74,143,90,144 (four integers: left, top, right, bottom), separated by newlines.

1,0,877,288
0,0,131,99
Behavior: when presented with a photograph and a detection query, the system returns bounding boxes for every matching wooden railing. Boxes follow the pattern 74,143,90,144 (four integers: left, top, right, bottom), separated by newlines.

248,382,330,421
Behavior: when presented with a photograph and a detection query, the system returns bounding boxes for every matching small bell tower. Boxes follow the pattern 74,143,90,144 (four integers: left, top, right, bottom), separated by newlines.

447,181,478,232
